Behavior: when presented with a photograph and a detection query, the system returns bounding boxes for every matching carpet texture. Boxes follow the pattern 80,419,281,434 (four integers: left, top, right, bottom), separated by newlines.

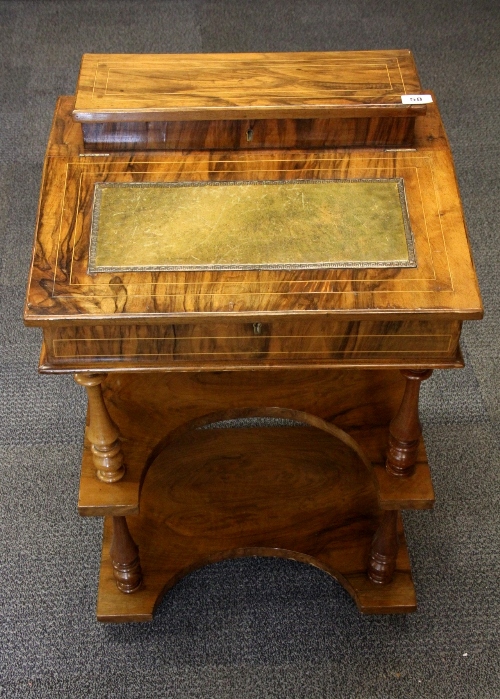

0,1,499,697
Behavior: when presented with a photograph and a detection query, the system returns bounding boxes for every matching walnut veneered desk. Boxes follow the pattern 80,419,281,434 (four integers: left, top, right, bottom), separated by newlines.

24,51,482,622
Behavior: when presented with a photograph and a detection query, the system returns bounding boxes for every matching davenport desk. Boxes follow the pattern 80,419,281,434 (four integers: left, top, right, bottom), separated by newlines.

24,51,482,622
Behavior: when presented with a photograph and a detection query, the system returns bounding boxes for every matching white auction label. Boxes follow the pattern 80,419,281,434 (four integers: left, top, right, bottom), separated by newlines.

401,94,433,104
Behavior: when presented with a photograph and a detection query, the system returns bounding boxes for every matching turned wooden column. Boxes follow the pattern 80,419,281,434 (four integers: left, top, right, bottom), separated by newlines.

74,373,125,483
368,510,399,584
109,516,143,593
386,369,433,477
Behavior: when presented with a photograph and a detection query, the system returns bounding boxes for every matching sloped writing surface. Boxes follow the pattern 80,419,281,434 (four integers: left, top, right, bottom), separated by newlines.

89,179,415,272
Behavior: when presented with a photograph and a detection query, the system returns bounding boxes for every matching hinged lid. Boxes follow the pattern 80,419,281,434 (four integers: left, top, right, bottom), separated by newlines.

26,96,482,327
73,50,428,123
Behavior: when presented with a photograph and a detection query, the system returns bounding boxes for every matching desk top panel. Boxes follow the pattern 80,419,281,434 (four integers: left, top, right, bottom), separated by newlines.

73,51,426,122
24,97,482,325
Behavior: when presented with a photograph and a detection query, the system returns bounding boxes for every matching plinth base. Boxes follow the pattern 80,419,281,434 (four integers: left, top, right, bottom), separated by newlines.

96,425,417,622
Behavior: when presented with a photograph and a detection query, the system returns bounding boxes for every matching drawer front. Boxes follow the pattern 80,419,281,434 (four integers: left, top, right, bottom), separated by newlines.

82,117,415,152
43,319,461,370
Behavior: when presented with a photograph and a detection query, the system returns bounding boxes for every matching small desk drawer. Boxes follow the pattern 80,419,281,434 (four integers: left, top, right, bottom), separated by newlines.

43,318,461,371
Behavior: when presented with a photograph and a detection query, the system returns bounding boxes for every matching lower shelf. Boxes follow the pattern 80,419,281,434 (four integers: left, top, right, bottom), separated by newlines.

96,425,417,622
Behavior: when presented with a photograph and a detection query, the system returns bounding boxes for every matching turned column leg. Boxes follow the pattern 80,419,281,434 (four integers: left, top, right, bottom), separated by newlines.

386,369,433,477
368,510,399,585
109,516,143,593
74,373,125,483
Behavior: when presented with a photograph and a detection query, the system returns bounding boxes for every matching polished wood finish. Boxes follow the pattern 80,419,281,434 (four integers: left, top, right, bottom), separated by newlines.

368,509,399,584
25,94,482,380
24,52,482,621
73,51,425,122
82,116,416,151
73,373,125,482
96,427,416,622
98,512,414,622
43,319,462,372
373,462,433,510
44,90,450,160
25,99,482,329
76,370,435,516
109,516,142,593
386,369,433,477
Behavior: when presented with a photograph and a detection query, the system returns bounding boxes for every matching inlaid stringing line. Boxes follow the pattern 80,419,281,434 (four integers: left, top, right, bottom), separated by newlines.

411,163,436,280
51,161,70,292
54,349,454,361
68,170,84,286
91,63,100,102
50,155,454,298
385,63,393,90
396,58,407,94
96,60,400,100
104,64,110,95
62,168,435,289
75,155,434,165
66,164,437,286
415,157,453,289
52,335,455,359
427,156,454,293
54,334,453,343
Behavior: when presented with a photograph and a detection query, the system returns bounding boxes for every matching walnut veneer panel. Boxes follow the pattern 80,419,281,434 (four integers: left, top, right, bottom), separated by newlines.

98,499,415,620
45,94,446,159
73,51,425,122
77,369,434,516
43,319,461,370
25,99,481,326
96,428,416,620
81,116,416,151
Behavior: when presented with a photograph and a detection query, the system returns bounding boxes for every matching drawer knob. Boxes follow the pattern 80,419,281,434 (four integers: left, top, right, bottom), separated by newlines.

253,322,262,335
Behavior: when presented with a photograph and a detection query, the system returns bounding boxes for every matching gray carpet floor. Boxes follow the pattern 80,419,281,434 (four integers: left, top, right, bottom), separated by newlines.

0,1,499,697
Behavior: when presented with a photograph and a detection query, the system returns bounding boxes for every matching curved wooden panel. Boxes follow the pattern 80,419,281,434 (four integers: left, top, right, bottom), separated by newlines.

96,425,416,621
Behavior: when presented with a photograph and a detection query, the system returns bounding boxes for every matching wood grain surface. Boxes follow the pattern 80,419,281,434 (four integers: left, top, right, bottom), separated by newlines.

386,369,433,476
109,516,143,593
368,509,399,584
73,372,125,481
82,116,416,151
96,427,416,621
76,369,434,516
43,318,462,371
25,97,482,366
73,51,425,122
24,52,480,624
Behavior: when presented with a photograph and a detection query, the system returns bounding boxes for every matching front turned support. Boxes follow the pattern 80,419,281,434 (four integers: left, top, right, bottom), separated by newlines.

368,510,399,585
74,373,125,483
110,516,143,593
386,369,433,477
